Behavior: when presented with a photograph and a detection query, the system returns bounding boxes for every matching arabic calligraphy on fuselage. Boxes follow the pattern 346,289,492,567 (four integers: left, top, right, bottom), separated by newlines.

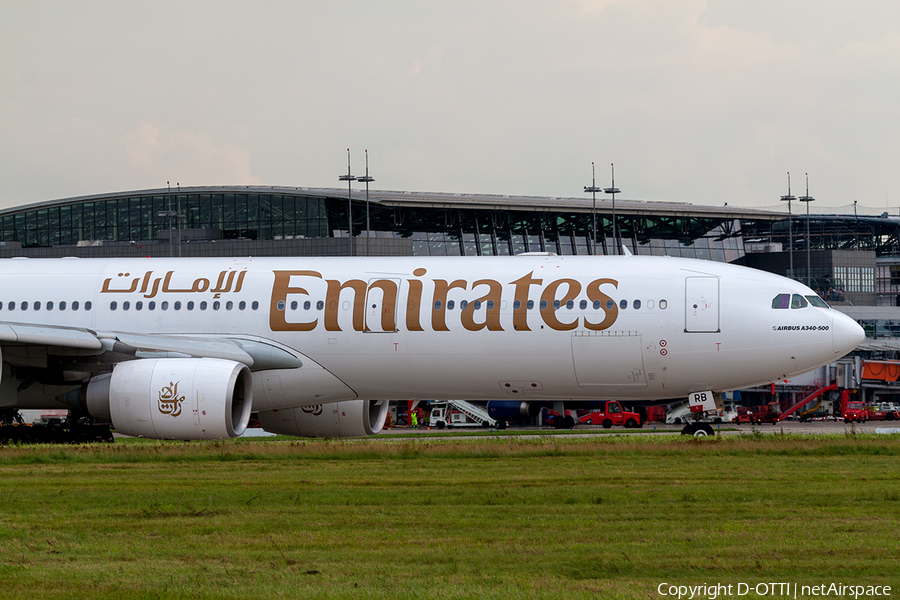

100,267,622,334
101,270,247,299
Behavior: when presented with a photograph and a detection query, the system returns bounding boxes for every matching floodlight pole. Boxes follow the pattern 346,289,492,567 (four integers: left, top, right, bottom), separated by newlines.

176,182,182,258
780,172,796,280
338,149,357,257
583,162,601,255
157,181,184,258
798,173,815,288
357,150,375,257
604,163,621,256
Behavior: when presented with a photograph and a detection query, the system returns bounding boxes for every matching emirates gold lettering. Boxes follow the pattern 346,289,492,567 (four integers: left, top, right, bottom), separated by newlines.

461,279,503,331
267,269,620,334
269,270,321,332
540,279,581,331
406,268,426,332
101,269,249,299
158,381,186,418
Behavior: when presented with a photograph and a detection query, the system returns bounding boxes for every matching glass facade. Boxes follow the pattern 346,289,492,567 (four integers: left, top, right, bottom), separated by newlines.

0,187,745,262
348,203,744,260
0,192,329,246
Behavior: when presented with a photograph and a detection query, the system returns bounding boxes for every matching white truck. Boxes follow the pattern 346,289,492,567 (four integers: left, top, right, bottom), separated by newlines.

428,400,499,429
667,399,737,425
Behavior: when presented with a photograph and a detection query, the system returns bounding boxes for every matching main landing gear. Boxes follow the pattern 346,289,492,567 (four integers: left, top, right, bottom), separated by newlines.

0,409,113,444
680,422,715,437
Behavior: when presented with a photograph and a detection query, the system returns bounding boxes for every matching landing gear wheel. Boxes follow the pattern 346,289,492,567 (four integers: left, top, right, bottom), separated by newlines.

681,423,715,436
564,415,575,429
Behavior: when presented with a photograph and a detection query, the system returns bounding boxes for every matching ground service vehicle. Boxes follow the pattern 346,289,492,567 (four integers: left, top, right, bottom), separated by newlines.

841,391,868,423
589,401,642,429
428,401,497,428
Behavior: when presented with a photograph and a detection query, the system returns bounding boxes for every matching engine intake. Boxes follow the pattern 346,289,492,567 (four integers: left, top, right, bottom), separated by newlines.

85,358,253,440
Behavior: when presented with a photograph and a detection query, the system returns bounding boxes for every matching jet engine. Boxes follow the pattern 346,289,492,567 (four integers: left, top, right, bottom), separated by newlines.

487,400,542,422
85,358,253,440
256,400,388,438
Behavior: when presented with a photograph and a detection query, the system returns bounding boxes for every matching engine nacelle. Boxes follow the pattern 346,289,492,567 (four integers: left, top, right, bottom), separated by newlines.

256,400,388,438
487,400,541,422
85,358,253,440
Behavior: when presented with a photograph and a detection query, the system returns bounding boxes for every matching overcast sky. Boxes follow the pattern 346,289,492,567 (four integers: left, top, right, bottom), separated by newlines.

2,1,898,214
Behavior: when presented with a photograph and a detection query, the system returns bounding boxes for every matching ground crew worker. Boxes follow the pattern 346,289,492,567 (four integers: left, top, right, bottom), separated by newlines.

411,410,418,429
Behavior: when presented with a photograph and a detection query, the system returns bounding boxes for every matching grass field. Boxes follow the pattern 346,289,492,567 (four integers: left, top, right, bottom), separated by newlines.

0,433,898,599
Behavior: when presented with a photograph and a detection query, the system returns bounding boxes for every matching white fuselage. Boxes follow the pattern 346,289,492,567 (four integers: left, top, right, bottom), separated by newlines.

0,255,864,406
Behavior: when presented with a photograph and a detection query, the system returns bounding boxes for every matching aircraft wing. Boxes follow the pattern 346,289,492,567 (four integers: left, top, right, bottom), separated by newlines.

0,321,302,373
0,323,103,350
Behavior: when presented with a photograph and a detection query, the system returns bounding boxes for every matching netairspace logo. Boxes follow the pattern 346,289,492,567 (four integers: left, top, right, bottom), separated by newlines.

656,582,892,599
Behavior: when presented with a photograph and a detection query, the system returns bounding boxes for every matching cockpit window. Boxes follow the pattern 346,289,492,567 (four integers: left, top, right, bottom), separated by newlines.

772,294,791,309
791,294,808,309
805,295,830,308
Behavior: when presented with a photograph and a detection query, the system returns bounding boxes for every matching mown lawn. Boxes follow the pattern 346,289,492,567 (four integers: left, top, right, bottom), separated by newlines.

0,434,898,599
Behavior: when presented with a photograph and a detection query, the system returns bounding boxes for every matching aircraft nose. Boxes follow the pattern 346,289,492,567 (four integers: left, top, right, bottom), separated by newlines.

832,311,865,356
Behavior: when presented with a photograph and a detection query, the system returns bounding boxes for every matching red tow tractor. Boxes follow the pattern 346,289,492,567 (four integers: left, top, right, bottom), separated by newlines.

588,401,643,429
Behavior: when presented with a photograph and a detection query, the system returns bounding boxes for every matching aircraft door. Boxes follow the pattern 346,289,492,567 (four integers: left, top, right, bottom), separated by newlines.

685,276,719,333
365,278,400,332
571,331,648,388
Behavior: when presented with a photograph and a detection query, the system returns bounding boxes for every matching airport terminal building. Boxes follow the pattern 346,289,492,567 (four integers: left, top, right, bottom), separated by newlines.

0,185,770,261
